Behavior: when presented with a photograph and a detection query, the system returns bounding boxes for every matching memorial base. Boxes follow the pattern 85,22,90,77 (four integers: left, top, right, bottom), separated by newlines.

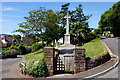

64,34,70,44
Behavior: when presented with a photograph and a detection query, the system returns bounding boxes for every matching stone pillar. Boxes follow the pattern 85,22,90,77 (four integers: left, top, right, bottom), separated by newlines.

74,47,86,73
44,47,54,76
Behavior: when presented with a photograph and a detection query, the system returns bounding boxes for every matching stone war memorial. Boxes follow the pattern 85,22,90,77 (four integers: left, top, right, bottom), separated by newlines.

44,13,86,75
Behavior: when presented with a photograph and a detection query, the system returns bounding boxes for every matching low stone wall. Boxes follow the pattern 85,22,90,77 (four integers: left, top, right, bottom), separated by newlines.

86,51,111,69
44,47,55,76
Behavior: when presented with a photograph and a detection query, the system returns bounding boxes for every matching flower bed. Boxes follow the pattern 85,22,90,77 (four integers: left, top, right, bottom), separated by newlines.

2,49,18,58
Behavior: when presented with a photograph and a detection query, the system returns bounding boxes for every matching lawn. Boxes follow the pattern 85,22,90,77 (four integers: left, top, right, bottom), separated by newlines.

83,38,104,58
24,48,59,61
0,49,2,53
24,49,43,60
24,38,104,60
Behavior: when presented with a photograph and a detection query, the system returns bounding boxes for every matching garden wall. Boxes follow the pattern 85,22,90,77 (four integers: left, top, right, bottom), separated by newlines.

86,51,111,69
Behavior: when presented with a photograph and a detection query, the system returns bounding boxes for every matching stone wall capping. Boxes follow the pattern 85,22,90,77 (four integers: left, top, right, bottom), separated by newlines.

44,47,54,48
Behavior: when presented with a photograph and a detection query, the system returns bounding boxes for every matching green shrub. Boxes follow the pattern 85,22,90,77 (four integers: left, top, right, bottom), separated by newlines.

26,58,47,77
31,43,43,52
17,43,26,55
19,62,22,68
3,49,18,58
45,43,53,47
53,43,56,47
26,60,35,75
3,44,18,53
2,43,27,55
9,44,18,50
25,46,31,53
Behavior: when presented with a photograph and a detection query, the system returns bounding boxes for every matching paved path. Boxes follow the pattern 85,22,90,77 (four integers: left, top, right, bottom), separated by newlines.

97,38,119,78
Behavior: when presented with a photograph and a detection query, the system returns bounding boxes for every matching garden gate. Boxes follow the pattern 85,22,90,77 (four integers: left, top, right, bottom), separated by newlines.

55,55,74,74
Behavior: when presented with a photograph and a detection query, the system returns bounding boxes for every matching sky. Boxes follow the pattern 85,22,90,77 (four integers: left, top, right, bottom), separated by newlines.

1,2,116,35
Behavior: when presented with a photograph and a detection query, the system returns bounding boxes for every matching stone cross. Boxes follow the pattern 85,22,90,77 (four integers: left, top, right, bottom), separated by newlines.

64,13,71,34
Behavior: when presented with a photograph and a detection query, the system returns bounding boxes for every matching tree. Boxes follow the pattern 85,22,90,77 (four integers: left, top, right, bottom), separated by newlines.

98,1,120,36
15,7,65,46
22,34,36,46
59,3,70,43
93,28,101,37
43,10,63,45
60,3,70,28
15,7,46,47
70,4,93,44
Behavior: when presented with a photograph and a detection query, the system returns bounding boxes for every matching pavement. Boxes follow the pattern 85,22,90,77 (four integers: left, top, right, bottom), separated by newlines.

1,38,119,79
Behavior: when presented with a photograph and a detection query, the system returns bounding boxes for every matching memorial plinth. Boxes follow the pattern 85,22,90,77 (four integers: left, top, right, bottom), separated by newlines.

64,34,70,44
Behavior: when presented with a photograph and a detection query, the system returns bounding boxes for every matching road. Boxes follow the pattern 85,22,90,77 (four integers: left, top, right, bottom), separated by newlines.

0,55,23,76
97,38,119,78
0,55,23,70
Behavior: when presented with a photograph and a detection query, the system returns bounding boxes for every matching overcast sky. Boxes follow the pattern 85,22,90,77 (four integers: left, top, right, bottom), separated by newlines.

1,2,116,35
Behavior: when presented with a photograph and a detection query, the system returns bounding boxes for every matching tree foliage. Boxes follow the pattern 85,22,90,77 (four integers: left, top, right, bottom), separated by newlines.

15,3,94,46
22,34,36,46
15,7,46,47
98,1,120,36
70,4,93,44
43,10,61,45
60,3,70,28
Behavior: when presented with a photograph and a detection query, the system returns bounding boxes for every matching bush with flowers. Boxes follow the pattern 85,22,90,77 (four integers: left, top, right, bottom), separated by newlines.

2,49,18,58
19,58,47,77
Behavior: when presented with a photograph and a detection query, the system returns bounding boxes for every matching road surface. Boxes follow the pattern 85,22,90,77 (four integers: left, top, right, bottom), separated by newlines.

97,38,119,78
0,55,23,75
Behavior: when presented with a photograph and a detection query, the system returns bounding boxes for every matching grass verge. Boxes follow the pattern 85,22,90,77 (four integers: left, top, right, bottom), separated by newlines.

83,38,104,58
24,49,43,60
